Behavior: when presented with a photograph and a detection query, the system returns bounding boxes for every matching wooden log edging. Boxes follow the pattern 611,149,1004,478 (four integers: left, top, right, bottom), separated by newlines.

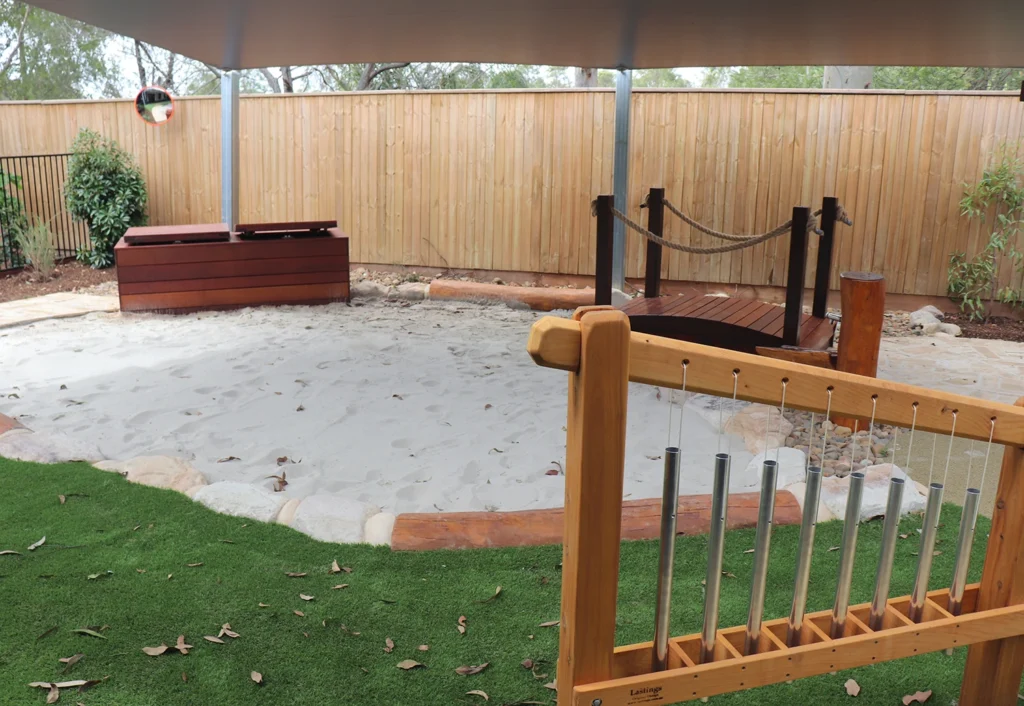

390,490,801,551
426,279,596,312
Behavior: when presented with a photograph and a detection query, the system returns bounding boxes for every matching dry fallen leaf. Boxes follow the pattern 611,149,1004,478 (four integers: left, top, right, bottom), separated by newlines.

28,536,46,551
276,456,290,465
329,560,343,574
479,586,503,603
743,548,755,554
182,672,187,683
142,644,169,656
286,572,307,578
466,690,489,701
0,549,22,555
456,663,489,676
217,456,240,463
544,468,559,476
293,610,305,617
418,645,429,651
251,671,263,684
203,636,225,644
258,602,270,608
167,574,173,580
46,684,59,704
72,628,106,640
521,659,534,669
59,495,66,505
396,660,425,670
457,615,467,635
331,584,349,590
267,471,288,492
59,653,84,668
538,620,559,628
136,569,146,573
828,546,841,552
902,691,932,705
900,533,909,539
384,637,395,654
544,680,557,690
175,635,193,655
845,678,861,696
186,563,203,568
220,624,240,638
299,594,315,602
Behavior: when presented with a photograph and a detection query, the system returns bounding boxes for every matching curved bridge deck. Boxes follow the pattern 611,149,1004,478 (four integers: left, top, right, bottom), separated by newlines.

619,293,834,354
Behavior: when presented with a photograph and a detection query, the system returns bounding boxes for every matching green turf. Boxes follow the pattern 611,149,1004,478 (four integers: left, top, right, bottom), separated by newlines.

0,457,996,705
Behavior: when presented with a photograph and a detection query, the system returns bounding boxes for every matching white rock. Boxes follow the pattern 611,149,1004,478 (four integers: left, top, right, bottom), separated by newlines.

725,403,794,454
686,394,747,434
938,322,962,337
0,428,103,464
611,288,632,307
392,282,428,301
277,498,302,526
738,448,808,490
785,480,836,522
919,322,942,335
291,495,380,543
193,481,287,523
920,305,945,320
909,309,941,329
96,455,207,493
818,463,926,522
351,280,388,299
364,512,397,546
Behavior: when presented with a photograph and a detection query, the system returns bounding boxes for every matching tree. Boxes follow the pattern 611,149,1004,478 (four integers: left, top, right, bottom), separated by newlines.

822,66,873,89
575,68,598,88
704,65,1024,91
0,1,115,100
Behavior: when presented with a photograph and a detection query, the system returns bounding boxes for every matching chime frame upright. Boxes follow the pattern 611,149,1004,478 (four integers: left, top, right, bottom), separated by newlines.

528,309,1024,706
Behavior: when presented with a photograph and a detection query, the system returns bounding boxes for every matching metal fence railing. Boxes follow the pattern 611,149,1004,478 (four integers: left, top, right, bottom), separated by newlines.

0,153,91,272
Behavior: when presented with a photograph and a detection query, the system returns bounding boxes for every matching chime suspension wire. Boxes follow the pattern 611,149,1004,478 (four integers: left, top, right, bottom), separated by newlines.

963,440,976,488
728,371,740,458
675,362,689,448
852,420,859,467
891,425,900,468
977,419,997,492
941,411,959,487
816,388,834,479
905,403,919,472
771,380,788,464
927,434,939,487
667,388,674,449
806,413,816,471
865,396,878,467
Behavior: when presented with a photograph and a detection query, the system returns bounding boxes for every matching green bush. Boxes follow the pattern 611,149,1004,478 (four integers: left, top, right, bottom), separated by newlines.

0,168,28,268
65,128,148,268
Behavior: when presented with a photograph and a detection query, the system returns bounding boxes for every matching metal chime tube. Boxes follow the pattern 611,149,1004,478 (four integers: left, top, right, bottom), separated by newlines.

868,477,905,630
786,466,823,647
699,453,731,664
743,460,778,656
652,447,682,671
830,471,865,639
908,482,945,623
948,487,982,616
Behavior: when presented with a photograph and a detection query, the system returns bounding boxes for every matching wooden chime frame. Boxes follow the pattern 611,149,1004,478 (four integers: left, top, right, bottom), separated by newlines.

527,307,1024,706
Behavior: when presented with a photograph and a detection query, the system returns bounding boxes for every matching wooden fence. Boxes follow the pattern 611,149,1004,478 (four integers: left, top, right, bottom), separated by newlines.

1,89,1021,296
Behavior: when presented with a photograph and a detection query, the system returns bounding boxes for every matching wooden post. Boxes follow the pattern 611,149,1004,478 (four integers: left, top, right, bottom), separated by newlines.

812,197,838,318
833,272,884,429
782,207,810,347
961,397,1024,704
595,195,614,306
557,308,630,706
644,188,665,298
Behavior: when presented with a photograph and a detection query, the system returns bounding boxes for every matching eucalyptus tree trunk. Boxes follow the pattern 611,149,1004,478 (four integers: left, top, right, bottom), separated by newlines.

822,66,874,90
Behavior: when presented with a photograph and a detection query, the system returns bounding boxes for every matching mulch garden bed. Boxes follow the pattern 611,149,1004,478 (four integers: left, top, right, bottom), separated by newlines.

945,312,1024,343
0,262,115,304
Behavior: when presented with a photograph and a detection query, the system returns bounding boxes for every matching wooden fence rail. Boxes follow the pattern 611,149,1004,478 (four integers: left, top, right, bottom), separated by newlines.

1,89,1021,297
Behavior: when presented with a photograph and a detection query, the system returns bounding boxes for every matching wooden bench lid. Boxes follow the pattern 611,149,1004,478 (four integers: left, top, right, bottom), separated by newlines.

124,223,231,245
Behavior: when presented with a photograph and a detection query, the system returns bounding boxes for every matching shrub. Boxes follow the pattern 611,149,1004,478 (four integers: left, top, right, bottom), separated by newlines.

948,143,1024,320
14,217,56,279
0,168,28,268
65,128,148,268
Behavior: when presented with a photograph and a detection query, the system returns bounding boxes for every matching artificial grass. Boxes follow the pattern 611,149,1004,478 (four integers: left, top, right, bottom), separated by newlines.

0,457,997,705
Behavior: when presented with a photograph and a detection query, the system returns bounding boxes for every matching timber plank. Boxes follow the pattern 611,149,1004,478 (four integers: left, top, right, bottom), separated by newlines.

124,223,230,245
114,229,348,267
391,490,801,551
117,255,350,283
118,270,345,296
119,282,349,312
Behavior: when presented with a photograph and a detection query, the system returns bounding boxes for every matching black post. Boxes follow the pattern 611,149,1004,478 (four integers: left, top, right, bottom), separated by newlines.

812,197,838,319
595,195,614,306
783,207,810,347
644,188,665,298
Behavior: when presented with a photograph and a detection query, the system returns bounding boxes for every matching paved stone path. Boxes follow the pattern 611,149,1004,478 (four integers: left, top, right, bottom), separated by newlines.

0,292,118,329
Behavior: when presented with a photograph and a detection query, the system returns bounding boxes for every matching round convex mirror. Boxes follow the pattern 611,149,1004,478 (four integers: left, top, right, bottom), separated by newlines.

135,86,175,125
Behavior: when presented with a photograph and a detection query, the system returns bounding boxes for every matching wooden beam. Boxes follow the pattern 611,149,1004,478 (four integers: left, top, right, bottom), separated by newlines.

575,591,1024,705
527,315,1024,445
812,197,837,318
833,271,885,428
782,207,809,346
962,396,1024,704
594,196,614,306
754,346,836,369
644,188,664,298
557,309,631,706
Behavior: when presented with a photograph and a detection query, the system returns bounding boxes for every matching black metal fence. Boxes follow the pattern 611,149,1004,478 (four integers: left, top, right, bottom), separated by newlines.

0,153,91,272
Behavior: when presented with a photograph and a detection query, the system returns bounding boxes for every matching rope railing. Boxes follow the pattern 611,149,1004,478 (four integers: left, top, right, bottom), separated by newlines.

603,197,852,255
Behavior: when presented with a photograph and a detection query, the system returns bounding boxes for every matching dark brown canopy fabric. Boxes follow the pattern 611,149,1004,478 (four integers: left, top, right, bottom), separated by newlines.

25,0,1024,71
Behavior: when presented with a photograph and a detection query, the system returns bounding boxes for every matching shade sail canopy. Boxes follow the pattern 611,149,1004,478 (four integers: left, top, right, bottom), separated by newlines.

26,0,1024,71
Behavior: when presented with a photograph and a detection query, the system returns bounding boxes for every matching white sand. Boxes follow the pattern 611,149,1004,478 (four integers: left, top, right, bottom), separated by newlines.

0,300,755,514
